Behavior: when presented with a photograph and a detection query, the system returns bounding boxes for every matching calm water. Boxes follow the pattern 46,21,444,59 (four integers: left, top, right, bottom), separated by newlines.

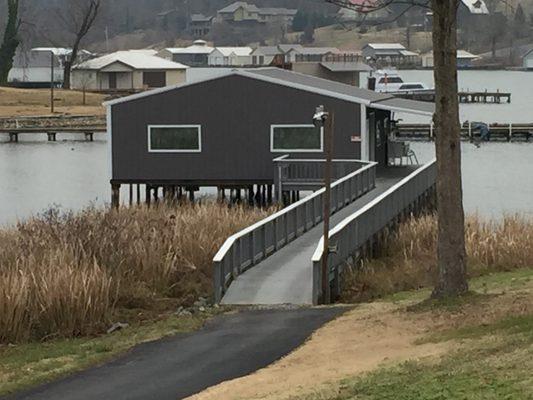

1,70,532,225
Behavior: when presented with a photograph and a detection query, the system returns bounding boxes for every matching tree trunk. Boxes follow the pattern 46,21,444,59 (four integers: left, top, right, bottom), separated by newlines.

431,0,468,298
63,60,72,89
0,0,20,84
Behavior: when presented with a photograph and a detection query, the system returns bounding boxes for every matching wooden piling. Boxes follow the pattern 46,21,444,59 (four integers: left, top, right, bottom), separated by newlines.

111,184,121,209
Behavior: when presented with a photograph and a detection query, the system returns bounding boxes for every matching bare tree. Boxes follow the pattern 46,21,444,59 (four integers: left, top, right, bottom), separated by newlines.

328,0,469,298
58,0,101,89
0,0,21,84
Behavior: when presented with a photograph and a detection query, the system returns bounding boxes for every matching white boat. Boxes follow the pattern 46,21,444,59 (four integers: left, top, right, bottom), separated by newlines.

372,69,432,93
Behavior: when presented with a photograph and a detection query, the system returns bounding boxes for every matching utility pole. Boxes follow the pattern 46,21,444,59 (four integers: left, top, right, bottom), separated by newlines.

49,52,55,114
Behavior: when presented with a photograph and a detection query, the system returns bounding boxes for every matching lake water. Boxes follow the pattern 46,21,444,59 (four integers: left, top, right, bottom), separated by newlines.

1,70,532,225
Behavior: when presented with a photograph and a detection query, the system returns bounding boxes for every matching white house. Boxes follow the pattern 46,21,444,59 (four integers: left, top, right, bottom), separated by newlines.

71,50,188,91
8,48,92,87
157,40,215,67
522,49,533,69
208,47,253,66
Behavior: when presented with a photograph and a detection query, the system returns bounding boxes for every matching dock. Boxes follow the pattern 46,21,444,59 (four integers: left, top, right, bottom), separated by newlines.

395,122,533,142
391,90,511,104
1,127,106,142
0,114,106,142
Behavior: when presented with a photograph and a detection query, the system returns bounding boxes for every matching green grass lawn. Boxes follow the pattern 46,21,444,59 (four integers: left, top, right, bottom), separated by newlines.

295,269,533,400
0,310,221,396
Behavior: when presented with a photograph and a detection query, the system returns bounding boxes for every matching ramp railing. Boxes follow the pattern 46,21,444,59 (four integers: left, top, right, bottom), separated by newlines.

311,160,437,305
213,158,377,303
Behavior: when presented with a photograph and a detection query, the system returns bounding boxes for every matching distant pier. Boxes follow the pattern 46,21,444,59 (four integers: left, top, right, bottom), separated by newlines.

391,90,511,104
395,122,532,142
0,114,106,142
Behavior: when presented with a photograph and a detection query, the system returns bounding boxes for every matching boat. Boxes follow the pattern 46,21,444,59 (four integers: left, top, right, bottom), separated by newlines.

371,69,433,93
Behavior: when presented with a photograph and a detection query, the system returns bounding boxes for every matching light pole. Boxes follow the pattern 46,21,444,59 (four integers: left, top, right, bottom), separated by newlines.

313,105,334,304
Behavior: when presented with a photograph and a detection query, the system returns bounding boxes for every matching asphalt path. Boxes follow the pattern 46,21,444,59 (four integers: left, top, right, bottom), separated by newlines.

6,307,345,400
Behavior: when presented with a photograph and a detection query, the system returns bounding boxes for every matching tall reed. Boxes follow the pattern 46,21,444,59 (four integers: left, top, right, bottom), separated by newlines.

0,203,269,343
341,214,533,303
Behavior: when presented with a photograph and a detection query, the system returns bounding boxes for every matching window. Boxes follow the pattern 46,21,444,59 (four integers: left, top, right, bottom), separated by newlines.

378,77,403,84
271,125,323,152
148,125,201,153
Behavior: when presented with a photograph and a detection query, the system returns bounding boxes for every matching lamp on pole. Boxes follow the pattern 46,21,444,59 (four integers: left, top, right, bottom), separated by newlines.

313,105,334,304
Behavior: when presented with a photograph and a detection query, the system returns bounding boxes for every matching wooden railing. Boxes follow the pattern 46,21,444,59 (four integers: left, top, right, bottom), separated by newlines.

311,160,437,305
212,158,377,303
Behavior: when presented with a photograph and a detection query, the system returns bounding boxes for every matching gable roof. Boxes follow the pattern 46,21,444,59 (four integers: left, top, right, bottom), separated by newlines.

218,2,260,13
75,51,188,71
105,67,434,116
164,41,214,55
211,47,253,57
291,47,341,55
365,43,406,50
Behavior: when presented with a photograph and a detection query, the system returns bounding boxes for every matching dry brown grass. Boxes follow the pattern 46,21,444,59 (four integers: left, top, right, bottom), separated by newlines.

0,203,269,343
0,87,105,116
341,214,533,303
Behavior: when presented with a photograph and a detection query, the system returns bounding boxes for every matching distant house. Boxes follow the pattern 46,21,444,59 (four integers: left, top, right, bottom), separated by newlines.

522,49,533,69
421,50,479,68
71,50,188,91
362,43,420,66
8,48,91,88
208,47,253,66
292,61,372,87
8,50,64,87
158,40,214,67
337,0,392,21
105,68,433,197
287,47,341,63
189,14,214,37
216,2,297,27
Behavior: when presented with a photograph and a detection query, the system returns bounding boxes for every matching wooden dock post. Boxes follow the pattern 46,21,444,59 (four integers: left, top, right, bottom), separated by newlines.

129,184,133,206
47,132,57,142
111,184,121,209
84,132,94,141
136,184,141,205
9,132,18,142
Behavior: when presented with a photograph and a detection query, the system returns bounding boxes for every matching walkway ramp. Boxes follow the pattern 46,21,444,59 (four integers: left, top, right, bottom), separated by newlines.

220,167,416,306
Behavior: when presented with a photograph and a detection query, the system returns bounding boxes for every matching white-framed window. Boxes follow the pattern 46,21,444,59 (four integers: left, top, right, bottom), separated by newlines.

270,124,323,153
147,125,202,153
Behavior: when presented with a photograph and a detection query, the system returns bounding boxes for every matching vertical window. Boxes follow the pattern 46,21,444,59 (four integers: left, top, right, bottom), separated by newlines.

148,125,201,153
271,125,323,152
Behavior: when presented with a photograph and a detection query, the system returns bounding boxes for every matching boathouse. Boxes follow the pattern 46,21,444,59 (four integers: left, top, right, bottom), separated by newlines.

105,68,433,204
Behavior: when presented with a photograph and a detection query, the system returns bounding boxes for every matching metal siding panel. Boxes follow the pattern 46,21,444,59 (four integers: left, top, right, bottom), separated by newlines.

111,75,361,182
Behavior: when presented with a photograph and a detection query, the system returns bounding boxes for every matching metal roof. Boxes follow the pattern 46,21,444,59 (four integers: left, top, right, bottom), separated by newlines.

105,67,434,116
320,61,373,72
75,50,188,71
365,43,406,50
369,97,435,115
211,47,253,57
218,2,260,13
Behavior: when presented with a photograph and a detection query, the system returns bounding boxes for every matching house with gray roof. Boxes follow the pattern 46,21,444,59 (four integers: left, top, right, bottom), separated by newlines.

105,68,432,199
216,2,297,26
